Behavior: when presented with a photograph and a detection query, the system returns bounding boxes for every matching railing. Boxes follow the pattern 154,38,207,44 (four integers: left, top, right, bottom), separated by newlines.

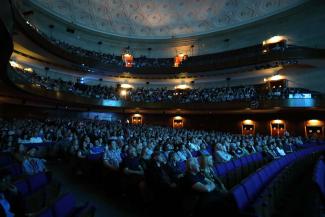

7,66,325,110
13,7,325,75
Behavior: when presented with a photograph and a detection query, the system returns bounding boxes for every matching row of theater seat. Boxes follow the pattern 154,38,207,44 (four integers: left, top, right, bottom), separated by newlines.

13,172,61,214
214,152,265,188
231,145,325,217
36,193,94,217
85,145,266,190
313,158,325,197
312,157,325,217
0,153,96,217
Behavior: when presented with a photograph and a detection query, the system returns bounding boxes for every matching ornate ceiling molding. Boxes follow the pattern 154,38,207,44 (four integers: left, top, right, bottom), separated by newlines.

20,0,306,40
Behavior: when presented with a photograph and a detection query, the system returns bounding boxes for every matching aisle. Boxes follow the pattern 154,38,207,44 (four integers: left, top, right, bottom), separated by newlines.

274,163,318,217
48,160,144,217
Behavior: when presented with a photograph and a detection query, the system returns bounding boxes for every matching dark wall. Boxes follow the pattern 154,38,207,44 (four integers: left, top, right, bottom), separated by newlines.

127,111,323,136
0,104,324,137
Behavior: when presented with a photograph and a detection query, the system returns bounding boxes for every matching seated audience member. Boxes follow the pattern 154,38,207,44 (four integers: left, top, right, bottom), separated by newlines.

199,143,210,156
69,139,80,156
244,142,257,153
121,147,144,194
140,147,152,170
213,143,232,163
122,146,144,176
275,142,286,156
229,143,246,159
184,158,216,193
77,141,90,159
262,145,279,160
103,141,122,171
184,158,230,216
2,136,16,153
146,152,175,190
12,144,25,163
188,139,201,152
166,152,184,184
176,144,192,161
199,155,227,193
90,139,104,154
22,147,47,175
0,171,18,196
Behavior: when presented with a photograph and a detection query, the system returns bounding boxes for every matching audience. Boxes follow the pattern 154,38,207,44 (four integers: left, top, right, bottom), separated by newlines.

0,117,313,216
15,67,318,104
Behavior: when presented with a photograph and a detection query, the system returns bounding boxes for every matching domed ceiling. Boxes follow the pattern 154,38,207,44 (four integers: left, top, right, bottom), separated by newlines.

27,0,305,39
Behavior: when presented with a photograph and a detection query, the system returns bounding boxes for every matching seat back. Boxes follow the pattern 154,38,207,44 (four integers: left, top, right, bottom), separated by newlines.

14,179,30,196
53,193,76,217
241,174,263,201
37,208,53,217
215,164,227,177
28,172,49,192
231,185,250,211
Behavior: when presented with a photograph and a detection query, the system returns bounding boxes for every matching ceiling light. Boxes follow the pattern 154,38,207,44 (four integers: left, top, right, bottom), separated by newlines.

120,83,133,89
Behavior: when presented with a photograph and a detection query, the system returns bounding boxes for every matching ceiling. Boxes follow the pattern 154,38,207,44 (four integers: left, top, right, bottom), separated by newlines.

24,0,306,39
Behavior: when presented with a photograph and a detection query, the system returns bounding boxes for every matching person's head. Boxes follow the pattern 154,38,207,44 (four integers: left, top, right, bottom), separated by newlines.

81,140,87,147
128,146,137,158
111,140,117,149
168,151,179,164
215,143,223,151
153,152,167,165
26,147,38,157
18,144,25,153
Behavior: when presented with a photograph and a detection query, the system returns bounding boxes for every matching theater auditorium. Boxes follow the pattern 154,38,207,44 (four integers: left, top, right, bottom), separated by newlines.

0,0,325,217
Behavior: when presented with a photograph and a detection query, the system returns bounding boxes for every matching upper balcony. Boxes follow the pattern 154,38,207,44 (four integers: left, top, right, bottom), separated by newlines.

13,5,325,75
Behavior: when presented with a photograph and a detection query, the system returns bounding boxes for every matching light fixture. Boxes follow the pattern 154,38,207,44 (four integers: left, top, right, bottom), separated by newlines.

24,68,33,72
263,35,286,45
175,84,191,90
307,119,322,126
120,83,133,89
272,119,284,124
243,119,254,125
122,47,134,68
174,116,183,120
265,74,284,81
120,89,127,96
174,53,188,67
9,61,22,69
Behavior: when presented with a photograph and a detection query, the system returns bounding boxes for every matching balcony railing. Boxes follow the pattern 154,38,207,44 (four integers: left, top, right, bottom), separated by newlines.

7,66,325,111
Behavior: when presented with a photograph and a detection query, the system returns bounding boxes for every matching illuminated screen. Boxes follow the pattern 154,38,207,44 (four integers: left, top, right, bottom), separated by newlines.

288,98,315,107
288,93,311,99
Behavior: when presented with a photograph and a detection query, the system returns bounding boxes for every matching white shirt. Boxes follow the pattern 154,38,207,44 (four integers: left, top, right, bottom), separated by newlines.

215,150,232,163
276,147,286,156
